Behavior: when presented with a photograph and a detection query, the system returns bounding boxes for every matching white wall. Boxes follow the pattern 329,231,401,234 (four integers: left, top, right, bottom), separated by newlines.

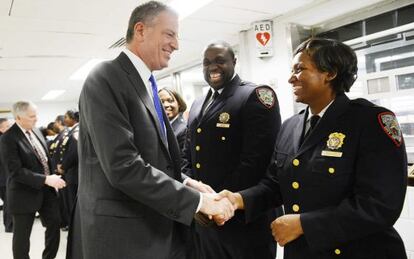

238,22,296,121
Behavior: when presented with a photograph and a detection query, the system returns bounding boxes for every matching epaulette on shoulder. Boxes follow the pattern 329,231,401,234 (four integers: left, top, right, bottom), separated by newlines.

350,98,377,107
299,109,306,114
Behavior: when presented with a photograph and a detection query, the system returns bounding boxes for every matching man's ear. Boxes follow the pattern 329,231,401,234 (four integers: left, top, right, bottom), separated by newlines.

133,22,145,42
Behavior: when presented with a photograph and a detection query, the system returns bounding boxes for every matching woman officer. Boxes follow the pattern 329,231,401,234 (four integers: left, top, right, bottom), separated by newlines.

221,38,408,258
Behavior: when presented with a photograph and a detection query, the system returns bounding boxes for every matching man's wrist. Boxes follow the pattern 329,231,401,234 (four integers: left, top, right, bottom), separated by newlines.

234,193,244,210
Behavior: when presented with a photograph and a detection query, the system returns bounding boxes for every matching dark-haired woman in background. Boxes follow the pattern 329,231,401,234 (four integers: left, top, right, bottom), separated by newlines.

158,87,187,152
221,38,408,258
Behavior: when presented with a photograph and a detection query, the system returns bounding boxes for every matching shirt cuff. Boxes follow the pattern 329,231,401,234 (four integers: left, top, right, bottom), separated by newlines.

183,177,191,186
196,193,203,213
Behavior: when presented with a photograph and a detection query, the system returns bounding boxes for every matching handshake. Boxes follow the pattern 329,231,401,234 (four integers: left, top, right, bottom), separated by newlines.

186,178,244,226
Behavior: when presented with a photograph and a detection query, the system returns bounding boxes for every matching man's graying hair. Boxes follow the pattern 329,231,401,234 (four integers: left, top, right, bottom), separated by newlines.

12,101,36,118
126,1,177,43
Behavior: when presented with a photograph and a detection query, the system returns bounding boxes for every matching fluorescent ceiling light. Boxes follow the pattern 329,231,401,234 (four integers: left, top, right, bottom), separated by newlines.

70,58,106,80
41,90,66,101
170,0,214,20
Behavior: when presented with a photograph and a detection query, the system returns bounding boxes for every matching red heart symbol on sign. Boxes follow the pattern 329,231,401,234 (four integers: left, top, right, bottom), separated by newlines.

256,32,270,46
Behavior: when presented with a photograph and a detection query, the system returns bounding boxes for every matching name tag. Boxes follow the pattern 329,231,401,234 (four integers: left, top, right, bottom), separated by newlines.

216,123,230,128
321,150,343,157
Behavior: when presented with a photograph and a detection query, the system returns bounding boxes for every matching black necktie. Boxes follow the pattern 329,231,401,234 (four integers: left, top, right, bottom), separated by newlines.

203,90,219,115
309,115,320,131
301,115,320,145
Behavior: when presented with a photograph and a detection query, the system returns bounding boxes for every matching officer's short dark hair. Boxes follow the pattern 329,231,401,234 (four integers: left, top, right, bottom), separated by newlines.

205,40,235,60
126,1,177,43
65,110,79,122
158,87,187,113
294,38,358,93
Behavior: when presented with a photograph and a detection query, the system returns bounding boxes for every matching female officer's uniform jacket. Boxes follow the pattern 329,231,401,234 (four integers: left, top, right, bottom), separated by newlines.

242,93,408,258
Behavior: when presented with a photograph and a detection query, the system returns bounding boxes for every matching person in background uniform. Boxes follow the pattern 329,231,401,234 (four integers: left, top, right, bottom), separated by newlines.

181,41,281,259
49,114,70,229
66,2,235,259
158,87,187,152
220,38,408,259
40,122,58,147
1,101,66,259
0,118,12,232
57,110,79,230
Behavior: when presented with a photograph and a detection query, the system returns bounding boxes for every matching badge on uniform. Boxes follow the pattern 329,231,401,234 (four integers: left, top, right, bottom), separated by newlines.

256,87,275,108
216,112,230,128
378,112,403,147
321,132,345,157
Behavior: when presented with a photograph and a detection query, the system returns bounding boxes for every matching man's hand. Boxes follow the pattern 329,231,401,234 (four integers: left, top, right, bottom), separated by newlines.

270,214,303,246
45,175,66,190
217,189,244,210
186,178,215,193
199,193,236,225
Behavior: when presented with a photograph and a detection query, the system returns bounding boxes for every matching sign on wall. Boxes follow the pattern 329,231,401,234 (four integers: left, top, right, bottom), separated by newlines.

253,21,273,57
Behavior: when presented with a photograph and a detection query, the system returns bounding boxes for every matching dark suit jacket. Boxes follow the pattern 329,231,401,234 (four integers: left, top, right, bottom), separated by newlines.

242,94,407,259
182,75,281,258
0,132,7,187
73,52,200,259
0,123,56,214
171,113,187,152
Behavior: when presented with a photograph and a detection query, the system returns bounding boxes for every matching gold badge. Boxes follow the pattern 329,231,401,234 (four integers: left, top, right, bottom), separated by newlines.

326,132,345,150
217,112,230,128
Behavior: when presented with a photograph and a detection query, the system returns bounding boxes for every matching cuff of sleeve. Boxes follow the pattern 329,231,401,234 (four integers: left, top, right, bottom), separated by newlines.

196,193,203,213
183,177,191,186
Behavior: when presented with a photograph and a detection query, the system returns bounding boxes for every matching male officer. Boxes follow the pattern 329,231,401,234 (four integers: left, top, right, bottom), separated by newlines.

182,41,281,259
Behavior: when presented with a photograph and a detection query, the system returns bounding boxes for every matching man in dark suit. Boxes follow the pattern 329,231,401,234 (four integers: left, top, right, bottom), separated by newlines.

0,118,12,232
1,101,66,259
181,41,281,259
67,2,235,259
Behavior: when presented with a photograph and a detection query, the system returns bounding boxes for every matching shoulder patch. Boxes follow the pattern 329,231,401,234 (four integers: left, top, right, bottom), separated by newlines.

377,112,403,147
255,87,275,108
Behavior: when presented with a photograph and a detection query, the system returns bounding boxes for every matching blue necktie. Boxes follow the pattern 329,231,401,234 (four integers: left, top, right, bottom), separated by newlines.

149,74,166,137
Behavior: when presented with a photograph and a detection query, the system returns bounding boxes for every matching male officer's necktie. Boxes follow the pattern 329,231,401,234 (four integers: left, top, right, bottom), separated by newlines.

149,74,166,137
203,90,219,115
26,131,50,175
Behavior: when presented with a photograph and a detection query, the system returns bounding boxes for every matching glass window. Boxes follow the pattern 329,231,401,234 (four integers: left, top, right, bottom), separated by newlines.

396,73,414,90
367,77,390,94
179,65,208,108
157,76,174,90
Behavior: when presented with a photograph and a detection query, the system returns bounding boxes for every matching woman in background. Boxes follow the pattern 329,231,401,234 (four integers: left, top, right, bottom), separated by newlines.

158,87,187,152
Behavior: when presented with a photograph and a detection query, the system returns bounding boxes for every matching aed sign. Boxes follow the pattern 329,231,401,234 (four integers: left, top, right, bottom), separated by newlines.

253,21,273,57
